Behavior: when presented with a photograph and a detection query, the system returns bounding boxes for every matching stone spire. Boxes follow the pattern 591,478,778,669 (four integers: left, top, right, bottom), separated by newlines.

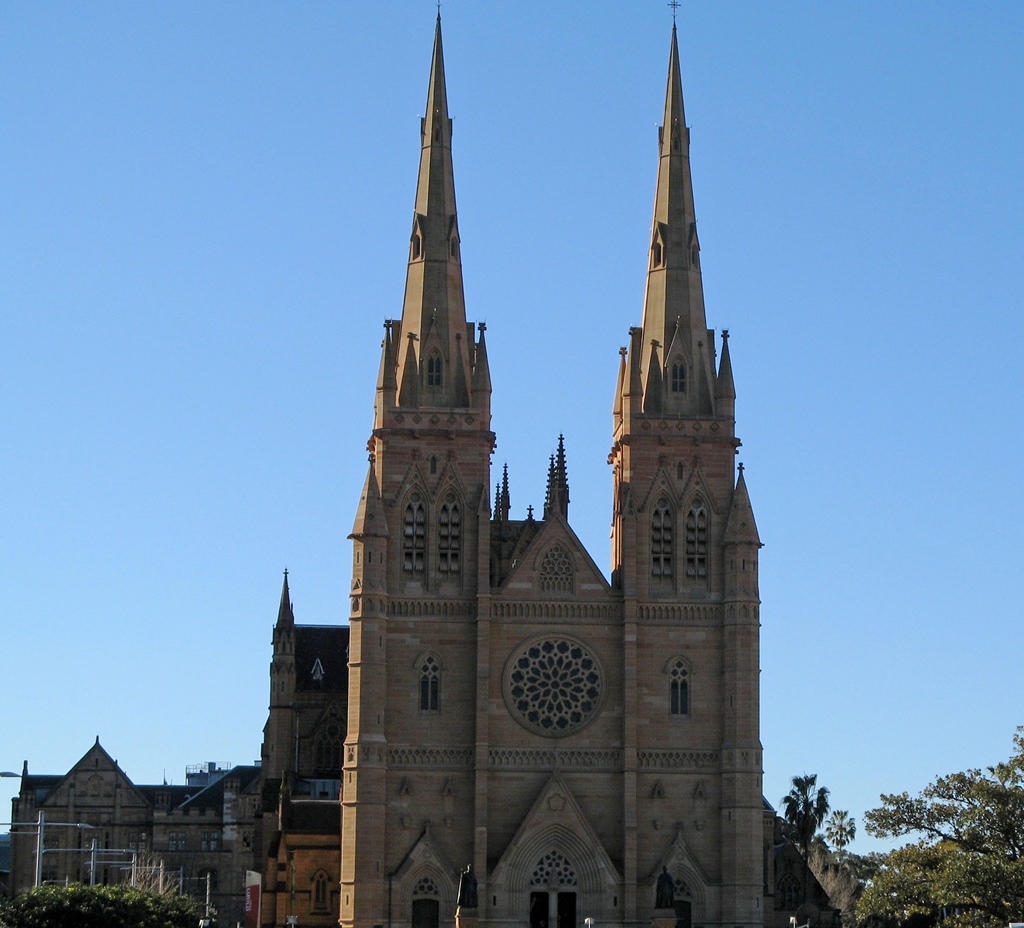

639,24,714,416
276,570,294,629
724,464,761,547
394,13,473,409
544,435,570,521
495,463,511,522
350,458,388,539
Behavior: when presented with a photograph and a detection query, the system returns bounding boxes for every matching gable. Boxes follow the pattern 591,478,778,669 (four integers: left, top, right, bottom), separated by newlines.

490,774,620,894
44,741,150,809
495,518,611,600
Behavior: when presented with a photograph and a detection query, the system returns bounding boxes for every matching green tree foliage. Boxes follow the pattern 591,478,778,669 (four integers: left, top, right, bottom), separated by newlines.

858,729,1024,928
827,810,858,861
0,884,202,928
783,773,831,857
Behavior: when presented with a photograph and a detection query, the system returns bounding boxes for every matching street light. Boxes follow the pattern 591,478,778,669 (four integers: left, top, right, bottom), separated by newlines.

14,811,96,887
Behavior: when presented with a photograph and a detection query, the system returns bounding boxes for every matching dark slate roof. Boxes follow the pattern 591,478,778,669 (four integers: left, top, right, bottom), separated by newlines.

295,625,350,693
287,800,339,834
21,775,62,806
137,785,194,807
177,766,261,812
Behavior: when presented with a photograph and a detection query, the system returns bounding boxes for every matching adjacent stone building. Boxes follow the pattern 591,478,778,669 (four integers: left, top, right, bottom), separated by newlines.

8,740,260,924
263,16,763,928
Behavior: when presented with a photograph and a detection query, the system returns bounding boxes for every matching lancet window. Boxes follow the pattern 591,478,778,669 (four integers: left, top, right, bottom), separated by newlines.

438,497,461,574
403,496,426,574
419,655,440,712
670,659,690,715
685,499,708,581
670,359,686,393
651,499,673,578
313,871,330,911
427,353,443,387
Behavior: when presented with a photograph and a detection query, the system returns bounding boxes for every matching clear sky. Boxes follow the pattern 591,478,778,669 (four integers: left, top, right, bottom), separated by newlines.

3,2,1023,854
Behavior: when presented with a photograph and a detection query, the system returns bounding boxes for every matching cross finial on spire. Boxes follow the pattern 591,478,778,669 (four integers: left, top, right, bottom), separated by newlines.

668,0,681,24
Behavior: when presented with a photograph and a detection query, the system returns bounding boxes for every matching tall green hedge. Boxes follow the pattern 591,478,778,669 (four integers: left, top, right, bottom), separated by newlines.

0,884,204,928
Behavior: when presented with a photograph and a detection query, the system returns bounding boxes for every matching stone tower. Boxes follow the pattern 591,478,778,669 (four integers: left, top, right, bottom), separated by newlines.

339,17,763,928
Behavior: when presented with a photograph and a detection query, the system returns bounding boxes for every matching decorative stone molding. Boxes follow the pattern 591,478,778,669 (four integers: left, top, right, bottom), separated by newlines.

389,747,473,767
388,599,476,618
489,749,621,769
637,751,719,769
635,604,722,622
491,602,619,620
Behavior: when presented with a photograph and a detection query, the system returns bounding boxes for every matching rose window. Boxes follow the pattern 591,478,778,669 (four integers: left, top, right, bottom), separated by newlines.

505,637,603,736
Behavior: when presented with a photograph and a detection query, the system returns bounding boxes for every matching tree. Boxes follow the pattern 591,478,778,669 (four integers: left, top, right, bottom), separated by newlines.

783,773,831,858
827,810,858,862
857,729,1024,928
0,884,202,928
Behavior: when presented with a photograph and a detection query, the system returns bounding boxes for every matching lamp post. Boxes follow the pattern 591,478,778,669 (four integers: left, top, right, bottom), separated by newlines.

34,811,98,887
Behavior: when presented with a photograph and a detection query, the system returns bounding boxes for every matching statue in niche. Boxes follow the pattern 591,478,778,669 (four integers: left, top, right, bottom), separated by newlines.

457,864,478,909
655,867,675,909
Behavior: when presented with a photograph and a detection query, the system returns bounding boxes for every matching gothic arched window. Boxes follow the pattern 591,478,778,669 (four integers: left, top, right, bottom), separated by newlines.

313,871,330,911
438,498,461,574
651,499,673,578
419,654,440,712
685,499,708,581
403,497,426,574
427,353,443,387
314,704,344,775
669,659,690,715
670,359,686,393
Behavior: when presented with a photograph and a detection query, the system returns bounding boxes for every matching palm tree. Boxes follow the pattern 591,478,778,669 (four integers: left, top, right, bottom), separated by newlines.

781,773,830,859
825,809,856,864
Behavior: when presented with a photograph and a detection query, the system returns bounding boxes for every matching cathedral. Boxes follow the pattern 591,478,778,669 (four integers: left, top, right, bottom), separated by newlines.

260,16,764,928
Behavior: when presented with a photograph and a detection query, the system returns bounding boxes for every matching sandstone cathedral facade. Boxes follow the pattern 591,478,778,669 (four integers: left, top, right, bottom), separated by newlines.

260,17,764,928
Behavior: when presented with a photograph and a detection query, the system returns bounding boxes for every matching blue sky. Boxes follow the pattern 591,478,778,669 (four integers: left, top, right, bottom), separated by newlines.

2,2,1023,854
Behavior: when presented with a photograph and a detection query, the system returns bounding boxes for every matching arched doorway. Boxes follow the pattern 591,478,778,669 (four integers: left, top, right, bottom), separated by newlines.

528,852,578,928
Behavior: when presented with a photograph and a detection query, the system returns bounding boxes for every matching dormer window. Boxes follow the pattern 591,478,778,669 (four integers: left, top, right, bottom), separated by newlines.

411,235,422,260
652,242,663,268
426,353,442,387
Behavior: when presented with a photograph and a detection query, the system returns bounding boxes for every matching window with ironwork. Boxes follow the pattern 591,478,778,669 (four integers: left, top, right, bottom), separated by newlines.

438,498,461,574
419,655,440,712
670,659,689,715
685,499,708,580
670,359,686,393
403,497,426,573
427,353,443,387
651,499,673,578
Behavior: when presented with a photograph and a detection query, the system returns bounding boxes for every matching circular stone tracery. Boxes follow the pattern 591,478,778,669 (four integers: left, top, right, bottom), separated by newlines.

504,637,603,736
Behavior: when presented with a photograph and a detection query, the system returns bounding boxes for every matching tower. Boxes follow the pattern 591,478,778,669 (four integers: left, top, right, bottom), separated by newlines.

336,17,763,928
